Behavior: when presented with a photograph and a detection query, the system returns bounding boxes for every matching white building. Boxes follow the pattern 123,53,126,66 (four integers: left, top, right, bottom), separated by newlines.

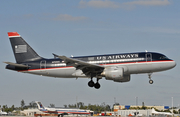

116,109,152,117
114,105,166,111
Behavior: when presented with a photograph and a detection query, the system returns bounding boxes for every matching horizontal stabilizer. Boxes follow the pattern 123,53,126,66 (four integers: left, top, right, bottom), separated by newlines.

4,62,29,68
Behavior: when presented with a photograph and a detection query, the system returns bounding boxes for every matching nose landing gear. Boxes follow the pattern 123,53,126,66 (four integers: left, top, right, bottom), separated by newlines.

148,73,153,84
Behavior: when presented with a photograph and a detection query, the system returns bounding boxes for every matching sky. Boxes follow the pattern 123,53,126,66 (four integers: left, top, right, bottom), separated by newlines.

0,0,180,108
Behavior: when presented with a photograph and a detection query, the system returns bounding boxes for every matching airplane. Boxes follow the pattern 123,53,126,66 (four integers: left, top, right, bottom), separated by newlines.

35,101,90,117
152,108,172,115
4,32,176,89
0,110,8,115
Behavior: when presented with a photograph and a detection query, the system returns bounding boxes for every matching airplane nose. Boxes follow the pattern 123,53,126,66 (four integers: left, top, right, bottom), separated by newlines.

163,60,176,71
171,60,176,68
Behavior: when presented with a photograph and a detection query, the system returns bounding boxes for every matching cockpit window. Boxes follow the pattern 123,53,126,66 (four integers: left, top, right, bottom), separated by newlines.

160,56,168,60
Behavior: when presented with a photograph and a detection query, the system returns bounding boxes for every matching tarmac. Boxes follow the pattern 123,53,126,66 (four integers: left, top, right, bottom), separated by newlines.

0,116,112,117
0,116,114,117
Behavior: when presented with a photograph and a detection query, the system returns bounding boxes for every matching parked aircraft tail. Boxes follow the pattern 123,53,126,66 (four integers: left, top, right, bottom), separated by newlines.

152,108,172,115
35,101,45,110
152,108,156,113
7,32,42,63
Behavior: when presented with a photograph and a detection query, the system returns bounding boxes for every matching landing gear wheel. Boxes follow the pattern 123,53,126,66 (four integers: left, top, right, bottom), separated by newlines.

88,80,94,87
148,73,154,84
94,82,100,89
149,80,153,84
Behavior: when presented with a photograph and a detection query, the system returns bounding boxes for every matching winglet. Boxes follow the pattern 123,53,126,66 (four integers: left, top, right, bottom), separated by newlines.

8,32,20,37
53,53,58,57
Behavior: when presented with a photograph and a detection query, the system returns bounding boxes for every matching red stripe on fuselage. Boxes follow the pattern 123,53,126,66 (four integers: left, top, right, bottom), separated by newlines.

18,60,174,72
42,111,90,114
57,112,90,114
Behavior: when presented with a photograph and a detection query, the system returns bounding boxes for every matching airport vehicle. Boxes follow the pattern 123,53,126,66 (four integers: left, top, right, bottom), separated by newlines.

4,32,176,89
152,108,172,115
35,101,90,117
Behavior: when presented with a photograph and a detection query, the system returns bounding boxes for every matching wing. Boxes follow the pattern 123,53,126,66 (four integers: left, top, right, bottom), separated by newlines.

53,53,104,77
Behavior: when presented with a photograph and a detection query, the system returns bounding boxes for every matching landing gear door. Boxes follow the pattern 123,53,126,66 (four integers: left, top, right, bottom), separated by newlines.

146,53,152,63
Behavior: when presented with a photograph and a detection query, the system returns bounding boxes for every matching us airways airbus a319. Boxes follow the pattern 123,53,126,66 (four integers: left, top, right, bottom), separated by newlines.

4,32,176,89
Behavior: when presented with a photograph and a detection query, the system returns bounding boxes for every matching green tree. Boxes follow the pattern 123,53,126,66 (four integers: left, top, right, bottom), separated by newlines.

2,105,7,112
21,99,25,110
64,105,67,108
173,110,178,114
11,105,15,111
105,105,111,111
50,104,55,107
8,105,15,112
142,102,146,110
77,102,84,108
68,104,76,108
29,101,37,108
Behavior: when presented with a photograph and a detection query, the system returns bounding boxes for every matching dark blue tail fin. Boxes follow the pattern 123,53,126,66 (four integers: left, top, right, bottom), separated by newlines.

8,32,42,63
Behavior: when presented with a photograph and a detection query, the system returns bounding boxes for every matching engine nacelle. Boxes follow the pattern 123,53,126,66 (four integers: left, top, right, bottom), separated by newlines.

115,75,130,82
102,67,130,82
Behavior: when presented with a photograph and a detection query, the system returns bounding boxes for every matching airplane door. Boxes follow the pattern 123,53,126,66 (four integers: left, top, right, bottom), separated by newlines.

40,60,49,75
40,60,46,69
146,53,152,62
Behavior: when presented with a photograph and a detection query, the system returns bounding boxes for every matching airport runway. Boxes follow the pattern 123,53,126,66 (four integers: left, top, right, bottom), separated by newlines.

0,116,114,117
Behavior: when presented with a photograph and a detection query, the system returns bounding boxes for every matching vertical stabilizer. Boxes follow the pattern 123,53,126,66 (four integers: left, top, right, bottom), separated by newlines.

8,32,42,63
152,108,156,113
35,101,45,110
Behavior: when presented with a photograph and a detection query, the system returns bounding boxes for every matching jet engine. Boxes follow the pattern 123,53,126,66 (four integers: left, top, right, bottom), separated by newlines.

101,66,130,82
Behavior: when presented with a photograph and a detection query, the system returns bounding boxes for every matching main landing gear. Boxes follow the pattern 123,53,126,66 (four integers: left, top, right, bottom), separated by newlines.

88,78,101,89
148,73,153,84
